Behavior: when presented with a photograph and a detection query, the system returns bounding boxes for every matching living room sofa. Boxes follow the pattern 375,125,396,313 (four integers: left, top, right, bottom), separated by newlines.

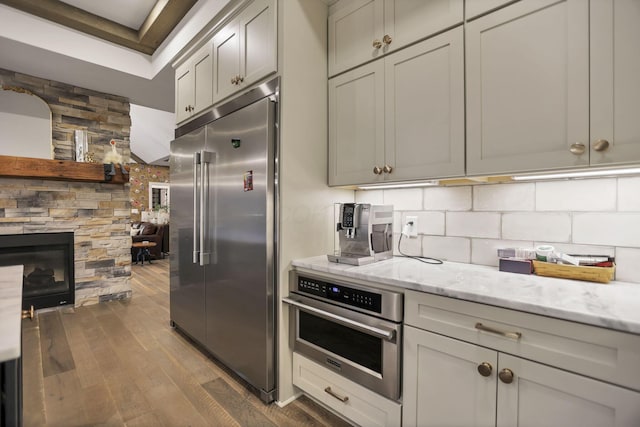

131,222,168,261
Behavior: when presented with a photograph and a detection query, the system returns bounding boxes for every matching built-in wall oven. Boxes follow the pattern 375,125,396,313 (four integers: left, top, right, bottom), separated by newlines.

284,271,403,401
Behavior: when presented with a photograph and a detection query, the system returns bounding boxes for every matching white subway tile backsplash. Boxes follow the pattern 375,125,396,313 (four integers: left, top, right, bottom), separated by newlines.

573,213,640,247
502,212,571,242
376,178,640,283
394,233,421,256
355,190,383,205
618,177,640,211
402,211,445,235
447,212,501,238
473,183,535,211
423,236,470,263
536,179,616,211
614,247,640,283
472,238,534,267
423,186,471,211
383,188,423,210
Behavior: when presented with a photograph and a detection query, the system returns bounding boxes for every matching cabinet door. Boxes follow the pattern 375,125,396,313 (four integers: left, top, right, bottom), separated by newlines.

193,43,213,114
466,0,589,175
239,0,277,87
403,326,497,427
328,0,384,77
175,63,193,123
466,0,516,20
384,27,464,181
328,61,385,186
384,0,462,52
213,20,240,102
590,0,640,166
497,354,640,427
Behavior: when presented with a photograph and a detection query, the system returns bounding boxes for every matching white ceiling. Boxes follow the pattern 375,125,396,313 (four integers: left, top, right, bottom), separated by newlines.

59,0,159,29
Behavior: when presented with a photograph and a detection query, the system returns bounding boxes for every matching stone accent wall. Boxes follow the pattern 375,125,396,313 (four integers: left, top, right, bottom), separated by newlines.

0,68,132,306
0,179,132,305
0,67,131,162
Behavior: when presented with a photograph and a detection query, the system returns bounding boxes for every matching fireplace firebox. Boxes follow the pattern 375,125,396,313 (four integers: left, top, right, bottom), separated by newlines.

0,232,75,309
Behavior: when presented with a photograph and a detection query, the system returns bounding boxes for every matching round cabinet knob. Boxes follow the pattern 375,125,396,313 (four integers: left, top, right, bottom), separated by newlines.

383,164,393,174
185,106,189,112
477,362,493,377
373,39,382,49
231,76,238,84
373,166,383,175
383,34,392,45
498,368,514,384
238,75,244,83
569,142,586,155
592,139,610,152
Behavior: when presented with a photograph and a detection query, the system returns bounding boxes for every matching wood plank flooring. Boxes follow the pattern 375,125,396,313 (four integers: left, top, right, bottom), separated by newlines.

22,258,353,427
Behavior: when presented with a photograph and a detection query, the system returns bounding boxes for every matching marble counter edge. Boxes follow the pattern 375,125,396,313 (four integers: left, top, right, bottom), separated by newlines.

291,256,640,335
0,265,24,362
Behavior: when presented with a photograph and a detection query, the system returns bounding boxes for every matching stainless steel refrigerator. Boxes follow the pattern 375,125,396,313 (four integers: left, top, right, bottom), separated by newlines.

169,78,278,403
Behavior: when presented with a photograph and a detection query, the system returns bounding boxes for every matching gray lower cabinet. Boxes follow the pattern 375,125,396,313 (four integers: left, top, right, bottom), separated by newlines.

403,291,640,427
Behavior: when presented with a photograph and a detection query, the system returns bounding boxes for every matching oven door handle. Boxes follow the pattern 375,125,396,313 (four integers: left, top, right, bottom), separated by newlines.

283,297,396,341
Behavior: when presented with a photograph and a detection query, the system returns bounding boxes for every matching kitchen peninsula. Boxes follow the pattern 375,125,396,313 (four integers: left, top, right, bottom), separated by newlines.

0,264,24,426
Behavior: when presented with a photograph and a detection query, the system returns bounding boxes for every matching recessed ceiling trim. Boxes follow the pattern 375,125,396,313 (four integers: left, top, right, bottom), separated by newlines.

0,0,197,55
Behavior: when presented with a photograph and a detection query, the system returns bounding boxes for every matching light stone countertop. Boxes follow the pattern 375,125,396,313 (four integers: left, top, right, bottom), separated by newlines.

0,265,24,362
291,256,640,335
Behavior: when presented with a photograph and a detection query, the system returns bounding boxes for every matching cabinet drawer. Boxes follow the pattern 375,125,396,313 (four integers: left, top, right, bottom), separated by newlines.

405,290,640,391
292,353,401,427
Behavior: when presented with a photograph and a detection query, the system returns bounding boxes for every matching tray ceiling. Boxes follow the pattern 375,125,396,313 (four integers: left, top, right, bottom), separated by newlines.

0,0,198,54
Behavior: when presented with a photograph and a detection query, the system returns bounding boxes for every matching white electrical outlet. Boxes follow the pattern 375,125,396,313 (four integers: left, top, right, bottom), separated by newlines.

405,216,418,237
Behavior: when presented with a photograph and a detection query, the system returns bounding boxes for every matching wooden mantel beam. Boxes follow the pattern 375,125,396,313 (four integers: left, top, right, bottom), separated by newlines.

0,155,129,184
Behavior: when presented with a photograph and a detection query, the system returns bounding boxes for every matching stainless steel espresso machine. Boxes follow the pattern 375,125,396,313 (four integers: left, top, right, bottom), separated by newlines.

327,203,394,265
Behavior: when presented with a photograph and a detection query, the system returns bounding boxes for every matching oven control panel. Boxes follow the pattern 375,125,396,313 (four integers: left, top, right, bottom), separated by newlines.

297,276,382,313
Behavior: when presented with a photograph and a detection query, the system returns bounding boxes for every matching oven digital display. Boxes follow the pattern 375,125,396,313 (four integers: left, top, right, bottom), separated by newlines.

297,276,383,313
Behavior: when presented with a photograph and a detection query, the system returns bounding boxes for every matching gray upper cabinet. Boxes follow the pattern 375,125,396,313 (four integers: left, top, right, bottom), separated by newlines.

467,0,640,176
328,0,463,77
590,0,640,167
329,28,465,186
466,0,590,176
213,0,277,104
175,42,213,124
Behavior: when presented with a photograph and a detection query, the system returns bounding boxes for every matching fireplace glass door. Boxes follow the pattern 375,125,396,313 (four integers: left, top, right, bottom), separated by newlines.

0,232,74,309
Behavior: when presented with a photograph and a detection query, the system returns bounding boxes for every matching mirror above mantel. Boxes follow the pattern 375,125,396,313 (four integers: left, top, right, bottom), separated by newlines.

0,87,53,159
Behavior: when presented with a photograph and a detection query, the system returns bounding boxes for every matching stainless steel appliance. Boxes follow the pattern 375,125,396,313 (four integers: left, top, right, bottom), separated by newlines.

327,203,393,265
169,78,278,403
284,271,403,401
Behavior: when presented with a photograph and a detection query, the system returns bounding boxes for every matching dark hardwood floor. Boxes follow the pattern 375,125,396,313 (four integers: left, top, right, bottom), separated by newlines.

22,257,352,427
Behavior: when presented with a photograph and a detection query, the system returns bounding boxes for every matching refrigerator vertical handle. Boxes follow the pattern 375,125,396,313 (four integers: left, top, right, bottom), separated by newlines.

199,151,213,266
193,152,200,264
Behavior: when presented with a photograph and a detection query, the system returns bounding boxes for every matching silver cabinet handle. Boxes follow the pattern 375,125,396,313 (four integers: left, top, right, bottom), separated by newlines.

475,322,522,340
283,297,395,341
192,152,200,264
570,142,586,155
324,387,349,402
592,139,610,152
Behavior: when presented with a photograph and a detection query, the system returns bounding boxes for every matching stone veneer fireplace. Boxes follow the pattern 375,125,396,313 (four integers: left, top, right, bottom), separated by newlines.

0,178,132,306
0,68,133,306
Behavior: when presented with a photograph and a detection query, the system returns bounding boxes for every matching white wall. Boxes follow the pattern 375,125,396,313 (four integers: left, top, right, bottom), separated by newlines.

0,90,51,159
276,0,353,404
130,103,174,163
356,177,640,284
